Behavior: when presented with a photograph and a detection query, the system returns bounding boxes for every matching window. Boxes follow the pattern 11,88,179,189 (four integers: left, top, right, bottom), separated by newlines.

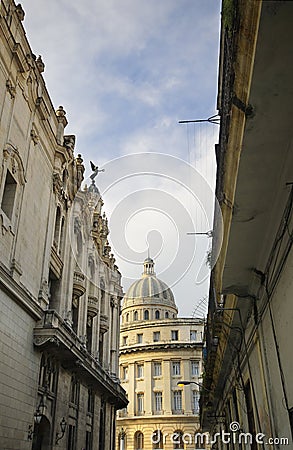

172,361,181,376
137,364,144,378
1,170,17,220
171,330,178,341
72,295,79,334
67,424,76,450
155,310,160,319
154,362,162,377
165,311,169,319
135,431,144,450
86,315,93,353
244,381,257,450
86,430,92,450
190,330,197,341
144,310,149,320
173,391,182,412
134,310,138,321
126,313,129,322
121,366,128,380
192,391,200,414
87,389,94,414
153,331,160,342
154,392,162,412
70,376,80,405
53,206,61,249
122,336,128,346
173,430,184,449
137,393,144,414
137,333,143,344
191,360,199,377
152,430,164,449
38,354,57,393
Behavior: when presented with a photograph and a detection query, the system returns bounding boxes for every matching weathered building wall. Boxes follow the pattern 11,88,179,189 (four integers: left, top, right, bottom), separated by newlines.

0,1,127,449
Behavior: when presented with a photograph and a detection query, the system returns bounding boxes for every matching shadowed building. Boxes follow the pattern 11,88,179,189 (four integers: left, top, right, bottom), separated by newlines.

0,1,127,448
202,0,293,446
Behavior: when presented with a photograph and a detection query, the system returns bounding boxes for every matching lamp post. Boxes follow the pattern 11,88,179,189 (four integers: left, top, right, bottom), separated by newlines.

177,380,212,393
28,396,46,440
55,417,67,445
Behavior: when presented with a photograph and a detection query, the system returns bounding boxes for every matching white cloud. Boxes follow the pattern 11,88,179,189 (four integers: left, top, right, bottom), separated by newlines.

21,0,221,316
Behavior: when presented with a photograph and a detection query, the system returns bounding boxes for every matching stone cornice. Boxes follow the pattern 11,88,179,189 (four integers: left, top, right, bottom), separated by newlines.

120,341,203,355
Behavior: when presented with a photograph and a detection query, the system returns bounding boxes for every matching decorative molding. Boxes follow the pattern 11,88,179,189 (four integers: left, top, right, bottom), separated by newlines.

15,3,25,21
10,258,22,277
6,79,16,98
36,55,45,73
3,144,26,185
33,336,60,347
30,128,39,145
0,211,13,235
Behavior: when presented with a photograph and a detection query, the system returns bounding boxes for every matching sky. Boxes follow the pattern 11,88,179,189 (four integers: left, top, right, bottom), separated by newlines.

21,0,222,317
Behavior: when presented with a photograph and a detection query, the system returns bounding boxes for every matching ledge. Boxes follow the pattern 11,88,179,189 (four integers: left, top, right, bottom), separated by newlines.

33,309,128,409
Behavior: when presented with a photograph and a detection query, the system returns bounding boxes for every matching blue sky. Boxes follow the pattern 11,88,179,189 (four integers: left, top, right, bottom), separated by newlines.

21,0,221,316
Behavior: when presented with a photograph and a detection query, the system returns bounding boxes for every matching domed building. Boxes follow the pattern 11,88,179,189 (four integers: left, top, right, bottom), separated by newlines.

117,258,205,450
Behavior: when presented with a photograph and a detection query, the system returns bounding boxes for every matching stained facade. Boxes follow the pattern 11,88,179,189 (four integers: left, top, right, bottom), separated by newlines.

117,258,204,450
202,1,293,447
0,1,127,449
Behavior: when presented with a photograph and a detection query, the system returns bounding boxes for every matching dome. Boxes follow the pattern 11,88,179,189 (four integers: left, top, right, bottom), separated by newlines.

125,258,176,306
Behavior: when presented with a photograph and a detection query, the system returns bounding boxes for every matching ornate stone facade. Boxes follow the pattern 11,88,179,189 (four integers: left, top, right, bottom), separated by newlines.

117,259,204,450
0,1,127,449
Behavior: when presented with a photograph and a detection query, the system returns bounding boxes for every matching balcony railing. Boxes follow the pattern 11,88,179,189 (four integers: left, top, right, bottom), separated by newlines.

33,309,127,409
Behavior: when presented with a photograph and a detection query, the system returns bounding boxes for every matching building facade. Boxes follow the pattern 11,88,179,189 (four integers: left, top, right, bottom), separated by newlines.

117,258,204,450
202,1,293,448
0,1,127,449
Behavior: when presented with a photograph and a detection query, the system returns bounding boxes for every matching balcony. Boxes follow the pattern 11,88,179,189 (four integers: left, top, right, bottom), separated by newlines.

73,269,86,298
87,295,99,318
99,314,109,334
33,310,127,410
50,246,63,279
172,409,184,415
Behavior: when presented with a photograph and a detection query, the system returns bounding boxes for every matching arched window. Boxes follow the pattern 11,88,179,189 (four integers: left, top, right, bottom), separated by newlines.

126,313,129,322
134,431,144,450
144,310,149,320
155,310,160,319
134,311,138,321
165,311,169,319
152,430,164,449
173,430,184,449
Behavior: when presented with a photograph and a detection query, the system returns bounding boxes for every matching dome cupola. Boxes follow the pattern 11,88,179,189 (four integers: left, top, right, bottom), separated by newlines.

122,258,178,323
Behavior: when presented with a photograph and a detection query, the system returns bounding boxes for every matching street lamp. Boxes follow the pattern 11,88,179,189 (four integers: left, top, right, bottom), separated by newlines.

27,396,46,440
55,417,67,445
177,380,212,393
